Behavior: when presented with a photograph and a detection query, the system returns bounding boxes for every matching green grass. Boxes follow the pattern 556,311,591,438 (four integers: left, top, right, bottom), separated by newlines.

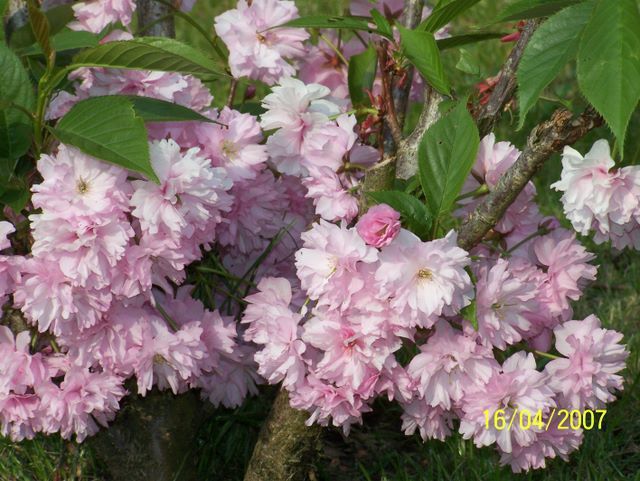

2,0,640,480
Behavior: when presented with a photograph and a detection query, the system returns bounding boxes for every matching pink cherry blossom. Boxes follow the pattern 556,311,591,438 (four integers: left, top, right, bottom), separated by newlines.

214,0,309,84
356,203,401,248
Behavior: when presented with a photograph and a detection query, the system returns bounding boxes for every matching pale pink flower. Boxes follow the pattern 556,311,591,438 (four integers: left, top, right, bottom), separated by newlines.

475,258,539,349
0,222,14,251
214,0,309,84
401,401,454,441
356,203,401,248
407,320,497,409
70,0,136,33
302,167,359,222
545,315,628,409
375,230,472,326
242,277,307,388
295,220,378,303
459,352,556,454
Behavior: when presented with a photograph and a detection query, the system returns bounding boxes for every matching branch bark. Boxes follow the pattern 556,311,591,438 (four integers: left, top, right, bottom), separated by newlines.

475,19,541,138
243,390,321,481
137,0,175,37
458,107,602,251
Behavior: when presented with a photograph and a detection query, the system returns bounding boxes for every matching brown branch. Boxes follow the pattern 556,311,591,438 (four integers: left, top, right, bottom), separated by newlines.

137,0,175,37
378,43,403,148
475,19,541,137
395,86,444,179
243,389,321,481
458,107,602,251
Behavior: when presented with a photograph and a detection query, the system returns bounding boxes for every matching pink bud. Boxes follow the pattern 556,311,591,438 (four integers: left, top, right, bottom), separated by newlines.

356,204,401,248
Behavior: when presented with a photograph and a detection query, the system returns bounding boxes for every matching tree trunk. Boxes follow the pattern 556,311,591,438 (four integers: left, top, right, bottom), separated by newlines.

89,389,205,481
137,0,175,37
243,389,321,481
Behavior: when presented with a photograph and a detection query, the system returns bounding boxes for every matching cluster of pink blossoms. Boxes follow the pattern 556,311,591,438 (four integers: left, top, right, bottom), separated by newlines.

552,139,640,250
242,133,629,473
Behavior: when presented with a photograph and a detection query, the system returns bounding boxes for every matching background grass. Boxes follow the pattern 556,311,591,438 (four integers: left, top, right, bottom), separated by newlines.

2,0,640,479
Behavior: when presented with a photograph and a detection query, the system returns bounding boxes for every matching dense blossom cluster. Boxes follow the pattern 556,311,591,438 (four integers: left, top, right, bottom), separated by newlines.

242,134,629,473
552,140,640,250
0,0,632,475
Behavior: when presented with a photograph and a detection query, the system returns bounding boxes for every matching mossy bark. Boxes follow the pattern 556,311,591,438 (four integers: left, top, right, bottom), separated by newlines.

89,389,205,481
243,389,321,481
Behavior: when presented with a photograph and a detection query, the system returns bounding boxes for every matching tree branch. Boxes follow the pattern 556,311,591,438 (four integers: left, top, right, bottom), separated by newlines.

137,0,175,38
395,86,444,179
475,19,541,137
458,107,602,251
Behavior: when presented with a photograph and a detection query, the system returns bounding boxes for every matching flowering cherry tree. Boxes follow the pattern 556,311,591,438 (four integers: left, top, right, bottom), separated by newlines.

0,0,638,479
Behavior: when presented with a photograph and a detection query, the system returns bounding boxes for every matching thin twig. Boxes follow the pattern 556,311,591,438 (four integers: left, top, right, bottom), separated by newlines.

475,19,541,137
377,43,403,147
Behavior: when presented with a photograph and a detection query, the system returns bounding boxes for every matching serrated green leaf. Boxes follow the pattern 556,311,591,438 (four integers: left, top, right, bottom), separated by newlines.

19,29,98,56
370,9,393,39
437,31,507,50
497,0,583,22
26,0,52,61
456,48,482,76
0,182,30,212
0,114,31,163
348,46,377,108
8,4,72,49
117,96,217,123
517,1,594,128
419,101,479,220
51,96,158,182
73,37,229,78
398,26,450,95
276,15,393,38
419,0,482,33
0,43,35,126
577,0,640,154
367,190,432,239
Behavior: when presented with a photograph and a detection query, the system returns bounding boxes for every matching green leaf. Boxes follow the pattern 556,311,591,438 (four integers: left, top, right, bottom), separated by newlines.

398,26,450,95
117,96,219,123
348,46,377,107
0,114,31,162
436,31,507,50
0,43,35,125
51,96,158,182
461,299,478,330
277,14,383,33
26,0,52,61
367,190,432,239
73,37,229,78
370,9,393,39
19,29,98,56
577,0,640,154
456,48,482,76
8,4,73,49
418,101,479,220
0,0,9,42
419,0,482,33
517,1,594,128
497,0,583,22
0,181,30,212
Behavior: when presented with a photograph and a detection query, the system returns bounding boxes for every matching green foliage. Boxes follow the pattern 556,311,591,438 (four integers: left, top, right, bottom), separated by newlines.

418,101,479,222
398,26,450,95
517,1,594,128
51,96,157,182
73,37,229,77
437,31,507,50
120,95,220,123
577,0,640,155
7,4,73,49
369,9,393,39
348,46,377,108
419,0,482,33
461,299,478,330
278,15,393,39
496,0,584,22
19,29,98,56
26,0,53,62
367,190,432,239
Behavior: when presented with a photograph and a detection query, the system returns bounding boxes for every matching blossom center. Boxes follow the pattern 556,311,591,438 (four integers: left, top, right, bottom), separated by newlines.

417,268,433,280
221,140,238,158
76,178,90,195
256,33,268,44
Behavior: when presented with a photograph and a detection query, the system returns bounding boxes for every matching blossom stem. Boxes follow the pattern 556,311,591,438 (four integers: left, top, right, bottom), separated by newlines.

154,301,180,332
319,34,348,66
505,227,549,254
456,184,489,202
533,350,560,360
